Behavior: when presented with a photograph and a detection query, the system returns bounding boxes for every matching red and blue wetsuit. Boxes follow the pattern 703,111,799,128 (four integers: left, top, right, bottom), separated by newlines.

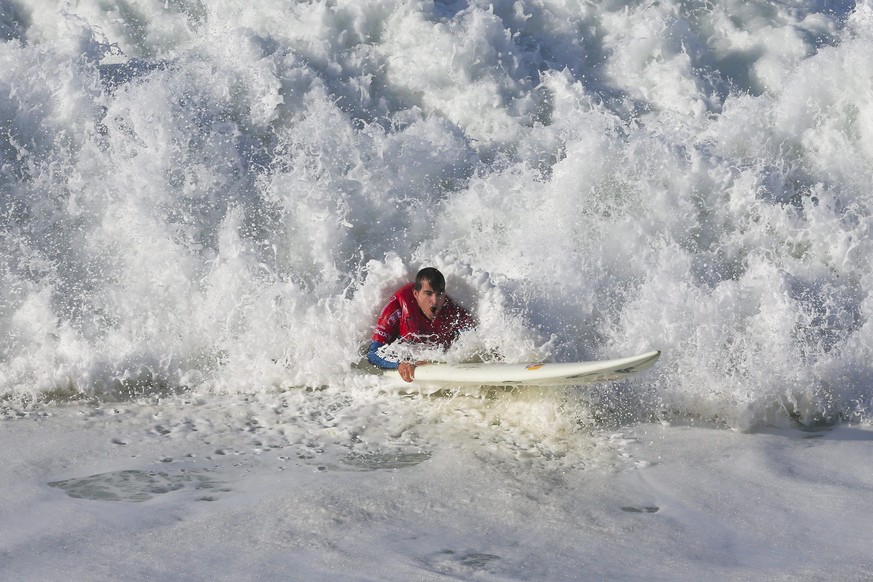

367,283,475,369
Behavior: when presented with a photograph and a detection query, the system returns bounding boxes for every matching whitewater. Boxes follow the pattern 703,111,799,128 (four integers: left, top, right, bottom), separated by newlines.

2,0,873,579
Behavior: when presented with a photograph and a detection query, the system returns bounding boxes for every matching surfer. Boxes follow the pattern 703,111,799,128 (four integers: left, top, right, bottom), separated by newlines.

367,267,475,382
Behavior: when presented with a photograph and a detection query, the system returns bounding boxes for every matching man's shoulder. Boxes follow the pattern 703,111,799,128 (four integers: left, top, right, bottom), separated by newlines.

393,282,416,301
444,294,468,312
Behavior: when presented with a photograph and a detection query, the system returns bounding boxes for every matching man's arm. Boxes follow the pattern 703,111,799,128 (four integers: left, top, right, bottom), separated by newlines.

367,341,399,369
367,341,418,381
449,299,476,338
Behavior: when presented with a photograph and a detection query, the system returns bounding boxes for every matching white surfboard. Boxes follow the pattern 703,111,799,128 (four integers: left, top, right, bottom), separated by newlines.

383,350,660,386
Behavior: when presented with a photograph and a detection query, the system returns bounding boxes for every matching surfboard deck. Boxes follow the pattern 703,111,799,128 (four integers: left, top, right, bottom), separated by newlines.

382,350,660,386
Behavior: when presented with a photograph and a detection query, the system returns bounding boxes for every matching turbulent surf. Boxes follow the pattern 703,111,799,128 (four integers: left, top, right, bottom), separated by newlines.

2,0,872,431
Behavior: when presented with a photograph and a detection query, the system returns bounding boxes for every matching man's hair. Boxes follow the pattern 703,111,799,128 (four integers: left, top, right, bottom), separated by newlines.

415,267,446,292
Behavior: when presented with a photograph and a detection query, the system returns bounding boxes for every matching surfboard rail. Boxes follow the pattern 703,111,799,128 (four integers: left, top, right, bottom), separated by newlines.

382,350,661,386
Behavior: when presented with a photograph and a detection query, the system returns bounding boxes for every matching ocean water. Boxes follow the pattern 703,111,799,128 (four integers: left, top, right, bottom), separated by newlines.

3,1,873,580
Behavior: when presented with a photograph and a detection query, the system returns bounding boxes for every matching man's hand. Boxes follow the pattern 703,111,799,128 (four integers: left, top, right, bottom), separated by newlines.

398,361,417,382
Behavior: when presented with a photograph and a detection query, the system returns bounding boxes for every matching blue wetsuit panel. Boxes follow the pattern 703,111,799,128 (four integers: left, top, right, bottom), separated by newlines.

367,340,399,369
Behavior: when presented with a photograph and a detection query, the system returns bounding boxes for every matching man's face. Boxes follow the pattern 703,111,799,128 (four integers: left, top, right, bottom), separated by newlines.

413,279,446,321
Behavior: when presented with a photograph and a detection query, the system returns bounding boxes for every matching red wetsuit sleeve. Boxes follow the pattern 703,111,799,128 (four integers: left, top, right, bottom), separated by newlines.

372,293,402,343
456,300,475,330
447,300,475,338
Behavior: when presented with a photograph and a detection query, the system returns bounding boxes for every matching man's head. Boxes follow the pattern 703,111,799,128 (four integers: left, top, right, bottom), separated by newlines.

413,267,447,321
